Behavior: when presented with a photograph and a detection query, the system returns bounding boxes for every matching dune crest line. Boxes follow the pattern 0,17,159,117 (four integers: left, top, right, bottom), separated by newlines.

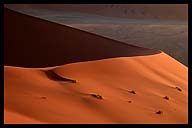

4,8,161,68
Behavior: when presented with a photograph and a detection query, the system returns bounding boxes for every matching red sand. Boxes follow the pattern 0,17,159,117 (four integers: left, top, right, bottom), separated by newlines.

4,8,188,124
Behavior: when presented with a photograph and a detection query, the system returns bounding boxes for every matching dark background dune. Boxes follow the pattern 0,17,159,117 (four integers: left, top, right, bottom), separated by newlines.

4,8,160,68
68,24,188,66
5,4,188,66
5,4,188,20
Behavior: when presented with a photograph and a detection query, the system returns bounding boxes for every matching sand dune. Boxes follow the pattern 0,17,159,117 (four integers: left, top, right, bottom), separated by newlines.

67,24,188,66
5,4,188,20
4,8,188,124
4,8,160,68
4,4,188,66
4,53,188,123
5,5,188,66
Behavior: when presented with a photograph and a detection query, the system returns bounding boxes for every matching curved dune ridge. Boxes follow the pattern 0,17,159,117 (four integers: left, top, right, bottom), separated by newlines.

4,8,160,68
4,54,188,124
4,8,188,124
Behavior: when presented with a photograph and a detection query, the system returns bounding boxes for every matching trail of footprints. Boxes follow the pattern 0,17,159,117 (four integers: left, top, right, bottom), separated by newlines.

41,70,183,115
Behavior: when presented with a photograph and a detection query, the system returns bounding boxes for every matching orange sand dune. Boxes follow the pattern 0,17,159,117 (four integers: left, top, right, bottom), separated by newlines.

4,8,188,124
4,52,188,124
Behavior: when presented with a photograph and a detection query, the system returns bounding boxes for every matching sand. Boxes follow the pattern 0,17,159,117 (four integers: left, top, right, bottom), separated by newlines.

5,4,188,20
66,24,188,66
4,8,160,68
4,53,188,123
4,4,188,66
4,8,188,124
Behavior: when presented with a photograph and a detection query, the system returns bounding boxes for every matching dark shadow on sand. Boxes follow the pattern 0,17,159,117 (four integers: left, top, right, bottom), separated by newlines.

42,70,76,83
4,8,161,68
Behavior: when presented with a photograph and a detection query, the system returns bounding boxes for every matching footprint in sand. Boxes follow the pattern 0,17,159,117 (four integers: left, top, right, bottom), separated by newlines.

41,96,47,99
155,110,163,114
175,87,182,92
163,96,169,100
90,94,103,100
128,90,136,94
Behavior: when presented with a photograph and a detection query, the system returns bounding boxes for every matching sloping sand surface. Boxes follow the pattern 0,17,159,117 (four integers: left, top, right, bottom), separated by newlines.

4,8,188,124
4,5,188,66
4,8,160,68
5,110,43,124
67,24,188,66
4,52,188,124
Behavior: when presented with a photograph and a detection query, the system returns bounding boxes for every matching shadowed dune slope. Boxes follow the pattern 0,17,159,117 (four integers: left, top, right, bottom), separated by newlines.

4,8,160,68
